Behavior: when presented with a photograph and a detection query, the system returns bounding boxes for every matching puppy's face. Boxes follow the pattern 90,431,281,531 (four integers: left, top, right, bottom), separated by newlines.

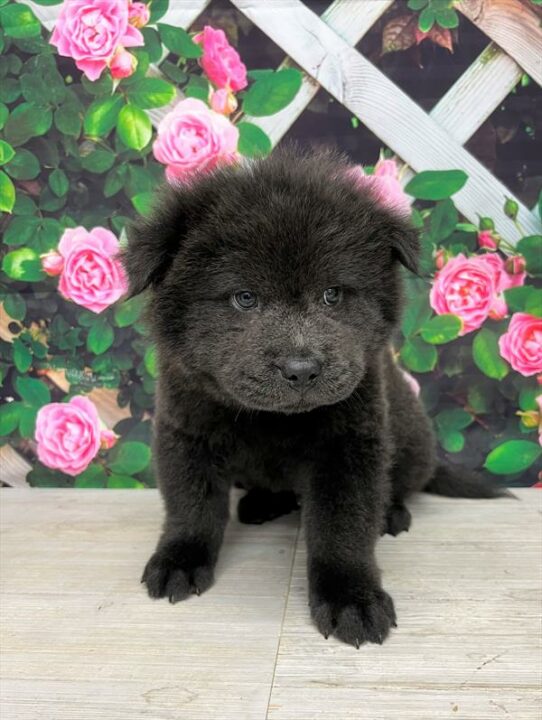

125,149,418,413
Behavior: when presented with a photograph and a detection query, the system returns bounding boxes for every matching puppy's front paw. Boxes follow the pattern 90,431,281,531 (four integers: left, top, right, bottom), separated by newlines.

310,587,397,648
141,538,215,603
384,503,411,536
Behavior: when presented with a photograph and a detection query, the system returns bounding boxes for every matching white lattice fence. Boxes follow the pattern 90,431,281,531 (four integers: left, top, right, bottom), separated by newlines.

2,0,542,485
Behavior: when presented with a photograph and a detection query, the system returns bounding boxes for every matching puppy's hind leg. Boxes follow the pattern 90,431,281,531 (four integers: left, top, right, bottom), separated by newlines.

238,487,299,525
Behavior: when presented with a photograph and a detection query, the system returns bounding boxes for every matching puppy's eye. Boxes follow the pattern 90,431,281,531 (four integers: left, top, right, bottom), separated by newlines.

233,290,258,311
323,287,342,306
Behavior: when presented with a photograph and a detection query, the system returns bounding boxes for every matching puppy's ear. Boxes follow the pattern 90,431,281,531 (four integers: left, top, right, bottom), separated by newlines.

123,184,193,297
391,225,420,275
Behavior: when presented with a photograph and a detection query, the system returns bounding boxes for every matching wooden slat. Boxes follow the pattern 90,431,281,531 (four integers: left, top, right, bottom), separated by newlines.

0,445,31,488
231,0,540,244
243,0,394,144
458,0,542,86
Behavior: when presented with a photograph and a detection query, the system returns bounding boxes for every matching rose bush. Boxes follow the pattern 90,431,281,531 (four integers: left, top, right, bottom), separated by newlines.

0,1,541,488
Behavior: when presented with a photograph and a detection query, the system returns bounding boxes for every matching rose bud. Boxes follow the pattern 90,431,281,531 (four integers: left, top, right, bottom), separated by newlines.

100,429,119,450
479,217,495,231
477,230,499,250
505,255,527,276
109,48,138,80
434,248,447,270
504,197,519,220
128,2,150,29
210,88,238,116
41,251,64,276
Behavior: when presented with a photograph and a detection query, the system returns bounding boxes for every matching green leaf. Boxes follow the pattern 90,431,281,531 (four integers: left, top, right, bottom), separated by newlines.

401,289,432,337
54,102,82,136
144,344,158,378
420,314,462,344
107,474,145,489
517,235,542,275
408,0,429,8
2,247,44,281
436,408,473,432
13,337,32,372
0,401,21,435
519,385,540,411
75,465,107,488
485,440,541,475
30,0,64,5
435,7,459,28
141,26,163,63
19,404,38,437
0,4,41,38
429,199,457,241
158,23,202,58
437,429,465,453
4,291,26,319
405,170,468,200
117,104,152,151
87,316,114,355
114,295,144,327
127,77,176,109
104,165,127,197
242,69,303,117
84,94,123,137
472,328,509,380
184,75,210,102
3,102,52,146
0,103,8,130
161,60,188,84
0,170,15,212
81,149,115,174
237,122,272,158
504,286,534,313
418,6,436,31
149,0,168,21
4,148,40,179
15,376,51,407
0,139,14,165
399,337,438,373
49,168,69,197
131,192,154,215
108,441,151,475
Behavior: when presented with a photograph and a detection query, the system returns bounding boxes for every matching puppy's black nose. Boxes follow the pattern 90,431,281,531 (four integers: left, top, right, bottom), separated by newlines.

279,357,321,388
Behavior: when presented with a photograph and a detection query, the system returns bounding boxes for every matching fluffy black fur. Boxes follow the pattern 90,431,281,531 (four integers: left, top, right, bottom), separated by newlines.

124,145,507,647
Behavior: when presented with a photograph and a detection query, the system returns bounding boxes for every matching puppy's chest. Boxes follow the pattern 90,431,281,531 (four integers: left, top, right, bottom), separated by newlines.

227,417,316,492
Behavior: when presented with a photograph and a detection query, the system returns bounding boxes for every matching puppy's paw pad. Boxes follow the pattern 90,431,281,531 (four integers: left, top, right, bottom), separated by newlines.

385,504,411,536
311,589,396,647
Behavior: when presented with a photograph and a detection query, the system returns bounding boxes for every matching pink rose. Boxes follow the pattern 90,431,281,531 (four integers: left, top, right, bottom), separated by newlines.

430,254,502,334
499,313,542,377
478,230,499,250
153,98,239,183
128,1,150,29
109,47,137,79
349,159,411,217
210,88,238,116
194,25,247,92
50,0,144,81
35,396,102,476
56,226,128,313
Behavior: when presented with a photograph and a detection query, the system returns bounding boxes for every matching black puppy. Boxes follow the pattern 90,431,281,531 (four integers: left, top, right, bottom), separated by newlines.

124,146,505,647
